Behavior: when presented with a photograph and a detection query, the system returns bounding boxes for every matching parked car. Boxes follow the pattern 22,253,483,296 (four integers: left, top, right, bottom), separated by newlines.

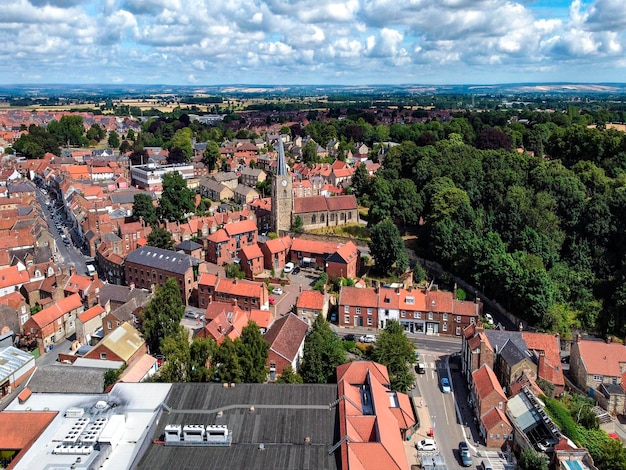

440,377,451,393
272,287,283,295
283,262,295,273
459,441,472,467
480,460,493,470
291,266,300,275
417,438,437,452
184,311,199,320
484,313,494,325
359,334,376,343
268,297,275,305
415,363,426,374
342,334,356,342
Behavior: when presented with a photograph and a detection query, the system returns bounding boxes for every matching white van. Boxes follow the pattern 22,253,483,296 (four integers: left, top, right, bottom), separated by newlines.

86,264,96,276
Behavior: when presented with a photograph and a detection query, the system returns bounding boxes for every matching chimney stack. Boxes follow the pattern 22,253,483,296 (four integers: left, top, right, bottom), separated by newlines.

129,282,135,291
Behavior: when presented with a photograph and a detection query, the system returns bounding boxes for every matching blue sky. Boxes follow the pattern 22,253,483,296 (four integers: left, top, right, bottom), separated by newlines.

0,0,624,85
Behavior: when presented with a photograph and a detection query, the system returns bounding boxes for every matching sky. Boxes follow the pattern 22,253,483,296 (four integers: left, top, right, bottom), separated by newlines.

1,0,625,86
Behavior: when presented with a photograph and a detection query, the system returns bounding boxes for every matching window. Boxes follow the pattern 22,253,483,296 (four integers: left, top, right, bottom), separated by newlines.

401,310,406,318
415,312,421,319
312,215,316,224
470,317,475,324
367,317,372,326
107,321,112,329
498,401,503,409
344,315,350,324
428,312,433,320
330,213,335,221
116,321,120,327
356,307,361,314
496,434,500,440
503,434,508,440
201,298,205,306
348,212,352,220
344,305,350,313
406,296,414,304
442,322,447,332
367,308,372,315
100,353,106,360
456,326,461,335
593,375,603,381
443,313,448,321
456,316,461,323
321,214,325,222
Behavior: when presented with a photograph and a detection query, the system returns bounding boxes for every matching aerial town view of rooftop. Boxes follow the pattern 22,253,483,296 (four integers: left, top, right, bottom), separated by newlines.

0,0,626,469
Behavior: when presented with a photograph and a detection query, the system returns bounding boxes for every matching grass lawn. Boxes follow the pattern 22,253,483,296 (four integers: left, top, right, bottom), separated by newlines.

308,223,370,240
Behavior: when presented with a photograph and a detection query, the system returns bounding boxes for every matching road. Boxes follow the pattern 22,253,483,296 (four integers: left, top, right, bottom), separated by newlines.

35,187,87,275
417,349,469,469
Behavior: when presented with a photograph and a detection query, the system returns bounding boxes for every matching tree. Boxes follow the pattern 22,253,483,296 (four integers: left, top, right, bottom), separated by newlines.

224,262,245,279
202,141,220,172
213,337,243,383
141,277,185,353
86,123,105,142
236,321,269,383
168,127,193,162
302,140,319,166
300,314,346,383
368,219,408,276
47,115,87,147
276,365,303,383
132,193,158,225
189,337,216,382
147,225,174,250
158,172,195,222
159,327,191,382
291,215,304,233
372,320,415,392
351,163,370,198
108,130,120,148
518,448,548,470
475,128,513,150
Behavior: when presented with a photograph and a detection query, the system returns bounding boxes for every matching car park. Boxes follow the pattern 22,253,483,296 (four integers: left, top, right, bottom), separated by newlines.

459,441,472,467
440,377,451,393
272,287,283,295
283,262,295,273
417,439,437,452
359,334,376,343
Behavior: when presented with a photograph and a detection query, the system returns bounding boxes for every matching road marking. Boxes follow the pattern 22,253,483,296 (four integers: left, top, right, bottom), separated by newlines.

442,393,450,424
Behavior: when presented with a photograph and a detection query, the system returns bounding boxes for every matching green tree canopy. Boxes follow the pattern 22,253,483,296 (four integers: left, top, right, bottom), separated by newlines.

235,321,270,383
300,314,346,383
276,365,303,383
202,140,220,172
132,193,158,225
108,130,120,148
147,225,175,250
159,327,191,382
368,219,408,276
168,127,193,162
372,320,415,392
158,172,195,222
141,277,185,353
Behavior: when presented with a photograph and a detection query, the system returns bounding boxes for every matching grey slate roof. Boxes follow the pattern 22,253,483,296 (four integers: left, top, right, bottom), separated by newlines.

198,177,228,193
210,171,238,183
499,339,530,366
110,189,157,205
27,364,105,393
125,246,201,275
98,283,149,308
240,167,264,177
135,383,340,470
484,330,528,355
175,240,203,252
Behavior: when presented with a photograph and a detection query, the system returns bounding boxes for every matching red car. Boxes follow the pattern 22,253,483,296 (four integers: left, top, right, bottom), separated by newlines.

268,297,275,305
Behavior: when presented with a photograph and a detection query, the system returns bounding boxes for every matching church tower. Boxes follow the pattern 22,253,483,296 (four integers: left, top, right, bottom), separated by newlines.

271,136,293,234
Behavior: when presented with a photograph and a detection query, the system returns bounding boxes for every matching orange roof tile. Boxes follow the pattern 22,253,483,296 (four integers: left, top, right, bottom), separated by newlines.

573,339,626,378
78,304,105,323
0,411,57,450
30,294,82,328
339,286,378,308
296,290,325,310
472,364,507,403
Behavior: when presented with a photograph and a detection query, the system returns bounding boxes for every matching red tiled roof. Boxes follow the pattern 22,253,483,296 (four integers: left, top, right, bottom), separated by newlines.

0,266,30,290
326,194,357,211
425,290,453,313
523,332,565,386
263,236,291,254
207,228,230,243
296,290,325,310
263,313,308,362
198,272,218,287
293,195,327,213
573,339,626,378
333,241,359,263
481,406,511,431
0,411,57,450
78,304,105,323
339,286,378,308
290,237,338,255
224,218,257,236
30,294,83,328
472,364,507,403
216,278,264,298
249,309,272,330
240,243,263,260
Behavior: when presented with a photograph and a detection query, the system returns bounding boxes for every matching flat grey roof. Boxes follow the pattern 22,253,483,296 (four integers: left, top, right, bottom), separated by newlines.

134,383,340,470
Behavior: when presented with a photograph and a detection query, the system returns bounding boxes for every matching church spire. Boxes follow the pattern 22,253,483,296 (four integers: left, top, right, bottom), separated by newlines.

276,136,287,176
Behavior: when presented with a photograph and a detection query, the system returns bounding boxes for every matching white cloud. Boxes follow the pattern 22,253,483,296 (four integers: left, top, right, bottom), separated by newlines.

0,0,623,84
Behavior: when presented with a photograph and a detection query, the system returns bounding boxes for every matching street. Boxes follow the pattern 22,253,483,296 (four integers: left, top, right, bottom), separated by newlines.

35,187,87,275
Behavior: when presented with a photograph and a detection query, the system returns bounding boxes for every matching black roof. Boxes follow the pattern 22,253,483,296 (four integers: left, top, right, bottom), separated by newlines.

135,383,340,470
125,246,201,275
499,339,530,366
